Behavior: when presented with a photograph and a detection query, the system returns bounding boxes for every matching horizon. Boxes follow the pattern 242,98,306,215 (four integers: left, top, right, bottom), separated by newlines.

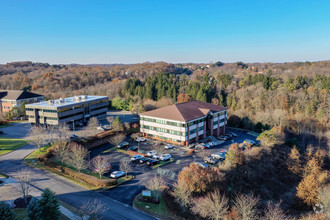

1,0,329,64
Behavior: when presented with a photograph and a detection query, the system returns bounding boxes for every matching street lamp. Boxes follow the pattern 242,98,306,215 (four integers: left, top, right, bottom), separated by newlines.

71,120,75,133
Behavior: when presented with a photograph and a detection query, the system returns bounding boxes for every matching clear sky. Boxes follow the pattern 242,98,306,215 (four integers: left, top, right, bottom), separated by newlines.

0,0,329,64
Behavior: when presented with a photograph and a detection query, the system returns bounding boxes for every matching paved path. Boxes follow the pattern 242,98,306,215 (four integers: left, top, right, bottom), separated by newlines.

0,144,156,220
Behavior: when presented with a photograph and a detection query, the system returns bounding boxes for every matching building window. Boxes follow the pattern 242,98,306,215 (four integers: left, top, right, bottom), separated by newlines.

26,108,34,111
44,109,57,113
198,126,204,131
28,115,34,118
189,130,196,135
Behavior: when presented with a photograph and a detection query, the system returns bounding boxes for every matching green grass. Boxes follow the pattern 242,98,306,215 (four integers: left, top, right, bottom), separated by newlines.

58,200,82,218
0,123,11,128
152,158,174,169
101,146,117,154
12,207,71,220
0,137,28,155
0,173,8,178
134,194,174,219
247,131,260,137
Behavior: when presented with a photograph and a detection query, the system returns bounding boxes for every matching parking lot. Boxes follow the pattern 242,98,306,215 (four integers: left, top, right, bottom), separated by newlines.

91,128,259,205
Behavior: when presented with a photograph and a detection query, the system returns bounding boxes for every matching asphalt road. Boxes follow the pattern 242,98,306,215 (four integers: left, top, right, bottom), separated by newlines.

0,127,156,220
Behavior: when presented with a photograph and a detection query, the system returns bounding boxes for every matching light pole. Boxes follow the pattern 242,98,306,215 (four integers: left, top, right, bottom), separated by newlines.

72,120,75,133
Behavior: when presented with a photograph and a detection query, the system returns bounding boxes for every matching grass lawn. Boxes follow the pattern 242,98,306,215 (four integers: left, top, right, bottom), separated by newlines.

0,137,28,156
133,194,174,220
152,158,174,169
247,131,260,137
12,207,71,220
101,146,117,154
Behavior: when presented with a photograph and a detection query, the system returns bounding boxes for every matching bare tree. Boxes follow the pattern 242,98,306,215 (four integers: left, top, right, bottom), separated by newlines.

91,156,110,179
109,133,126,147
263,202,287,220
53,141,70,164
154,143,166,155
68,143,89,172
197,148,209,159
318,185,330,220
119,157,132,178
87,117,99,130
192,190,229,220
233,194,259,220
80,199,108,220
106,116,114,125
15,168,34,204
57,123,70,140
172,182,192,210
145,175,166,202
27,126,47,151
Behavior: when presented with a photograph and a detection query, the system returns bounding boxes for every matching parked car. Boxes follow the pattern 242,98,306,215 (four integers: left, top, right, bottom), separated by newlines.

160,154,172,161
110,171,125,179
131,155,144,162
69,134,79,141
194,162,209,168
225,134,233,139
229,132,238,137
218,135,229,141
136,137,146,142
204,142,213,148
244,139,256,145
188,143,196,149
211,152,227,160
147,150,157,157
97,126,105,131
139,157,150,163
195,143,206,149
165,144,174,149
152,154,161,160
117,142,129,148
146,159,159,166
127,146,138,151
204,156,218,164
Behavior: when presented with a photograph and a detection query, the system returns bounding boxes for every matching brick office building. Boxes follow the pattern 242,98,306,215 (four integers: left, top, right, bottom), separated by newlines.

139,100,228,146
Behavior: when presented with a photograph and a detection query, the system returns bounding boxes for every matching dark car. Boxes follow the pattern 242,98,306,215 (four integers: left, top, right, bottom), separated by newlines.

203,156,218,165
139,157,150,164
127,146,138,151
117,142,129,148
146,159,159,166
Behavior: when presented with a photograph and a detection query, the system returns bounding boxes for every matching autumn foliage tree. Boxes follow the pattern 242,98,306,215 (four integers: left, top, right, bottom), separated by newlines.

177,93,192,103
257,126,285,148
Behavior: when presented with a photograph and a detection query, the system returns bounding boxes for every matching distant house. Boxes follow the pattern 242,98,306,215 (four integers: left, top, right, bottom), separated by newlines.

139,100,228,146
0,90,44,113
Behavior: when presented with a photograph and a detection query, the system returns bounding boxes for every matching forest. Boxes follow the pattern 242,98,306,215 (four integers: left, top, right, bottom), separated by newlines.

0,60,328,150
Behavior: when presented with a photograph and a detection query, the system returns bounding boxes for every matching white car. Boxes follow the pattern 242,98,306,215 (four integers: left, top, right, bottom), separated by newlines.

110,171,125,179
147,150,157,157
131,155,144,162
160,154,172,161
244,139,256,145
165,145,174,149
136,137,146,142
152,154,161,160
193,162,209,169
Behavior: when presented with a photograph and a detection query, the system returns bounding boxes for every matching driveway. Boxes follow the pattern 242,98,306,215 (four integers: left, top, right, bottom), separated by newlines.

0,122,31,139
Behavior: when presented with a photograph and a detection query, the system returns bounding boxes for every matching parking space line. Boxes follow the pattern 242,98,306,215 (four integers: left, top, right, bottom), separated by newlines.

175,160,181,164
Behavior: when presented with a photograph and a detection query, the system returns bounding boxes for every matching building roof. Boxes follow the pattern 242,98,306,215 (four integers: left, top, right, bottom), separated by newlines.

0,90,43,100
26,95,108,109
140,100,227,122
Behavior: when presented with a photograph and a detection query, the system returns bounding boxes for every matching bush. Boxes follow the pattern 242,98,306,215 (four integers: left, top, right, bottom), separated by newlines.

0,202,15,220
186,149,195,155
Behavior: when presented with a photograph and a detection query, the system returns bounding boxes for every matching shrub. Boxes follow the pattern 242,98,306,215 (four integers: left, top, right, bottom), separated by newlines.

39,188,60,220
186,149,195,155
0,202,15,220
27,198,41,220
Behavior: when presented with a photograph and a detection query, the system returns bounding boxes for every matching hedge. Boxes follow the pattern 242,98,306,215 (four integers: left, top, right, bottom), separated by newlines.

39,149,117,187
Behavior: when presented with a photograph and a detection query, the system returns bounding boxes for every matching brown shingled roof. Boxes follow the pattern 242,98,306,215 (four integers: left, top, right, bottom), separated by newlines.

0,90,43,100
140,100,227,122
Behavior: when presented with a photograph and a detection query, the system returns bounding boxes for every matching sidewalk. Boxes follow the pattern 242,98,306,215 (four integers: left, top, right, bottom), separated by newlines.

0,177,81,220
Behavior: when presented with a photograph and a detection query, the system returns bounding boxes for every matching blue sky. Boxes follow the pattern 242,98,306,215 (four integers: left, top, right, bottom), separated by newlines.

0,0,329,64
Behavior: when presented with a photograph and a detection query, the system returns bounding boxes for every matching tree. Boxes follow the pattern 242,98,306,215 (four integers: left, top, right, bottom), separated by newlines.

318,185,330,219
68,143,89,172
106,116,114,125
0,202,15,220
38,188,60,220
27,198,42,220
119,157,132,178
56,123,70,141
177,93,191,103
263,202,287,220
145,175,166,202
111,116,124,131
287,146,302,176
15,168,34,204
91,156,110,179
80,199,108,220
87,117,99,130
233,194,259,220
112,97,128,110
53,141,70,164
257,126,285,148
192,190,228,220
172,181,192,209
28,126,47,151
109,133,126,146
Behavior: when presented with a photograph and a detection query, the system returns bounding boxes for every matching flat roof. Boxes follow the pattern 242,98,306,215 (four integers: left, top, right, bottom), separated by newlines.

26,95,108,109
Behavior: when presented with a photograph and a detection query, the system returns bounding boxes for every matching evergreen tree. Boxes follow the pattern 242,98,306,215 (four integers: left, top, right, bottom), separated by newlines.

112,116,124,131
27,198,42,220
39,188,60,220
0,202,15,220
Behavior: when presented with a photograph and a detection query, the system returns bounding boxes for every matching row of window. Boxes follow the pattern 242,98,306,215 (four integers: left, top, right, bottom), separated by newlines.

26,108,34,111
141,125,185,136
213,119,225,125
141,117,186,127
147,134,182,143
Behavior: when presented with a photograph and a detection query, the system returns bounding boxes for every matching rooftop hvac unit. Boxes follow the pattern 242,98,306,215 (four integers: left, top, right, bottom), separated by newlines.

83,95,88,99
59,98,64,103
